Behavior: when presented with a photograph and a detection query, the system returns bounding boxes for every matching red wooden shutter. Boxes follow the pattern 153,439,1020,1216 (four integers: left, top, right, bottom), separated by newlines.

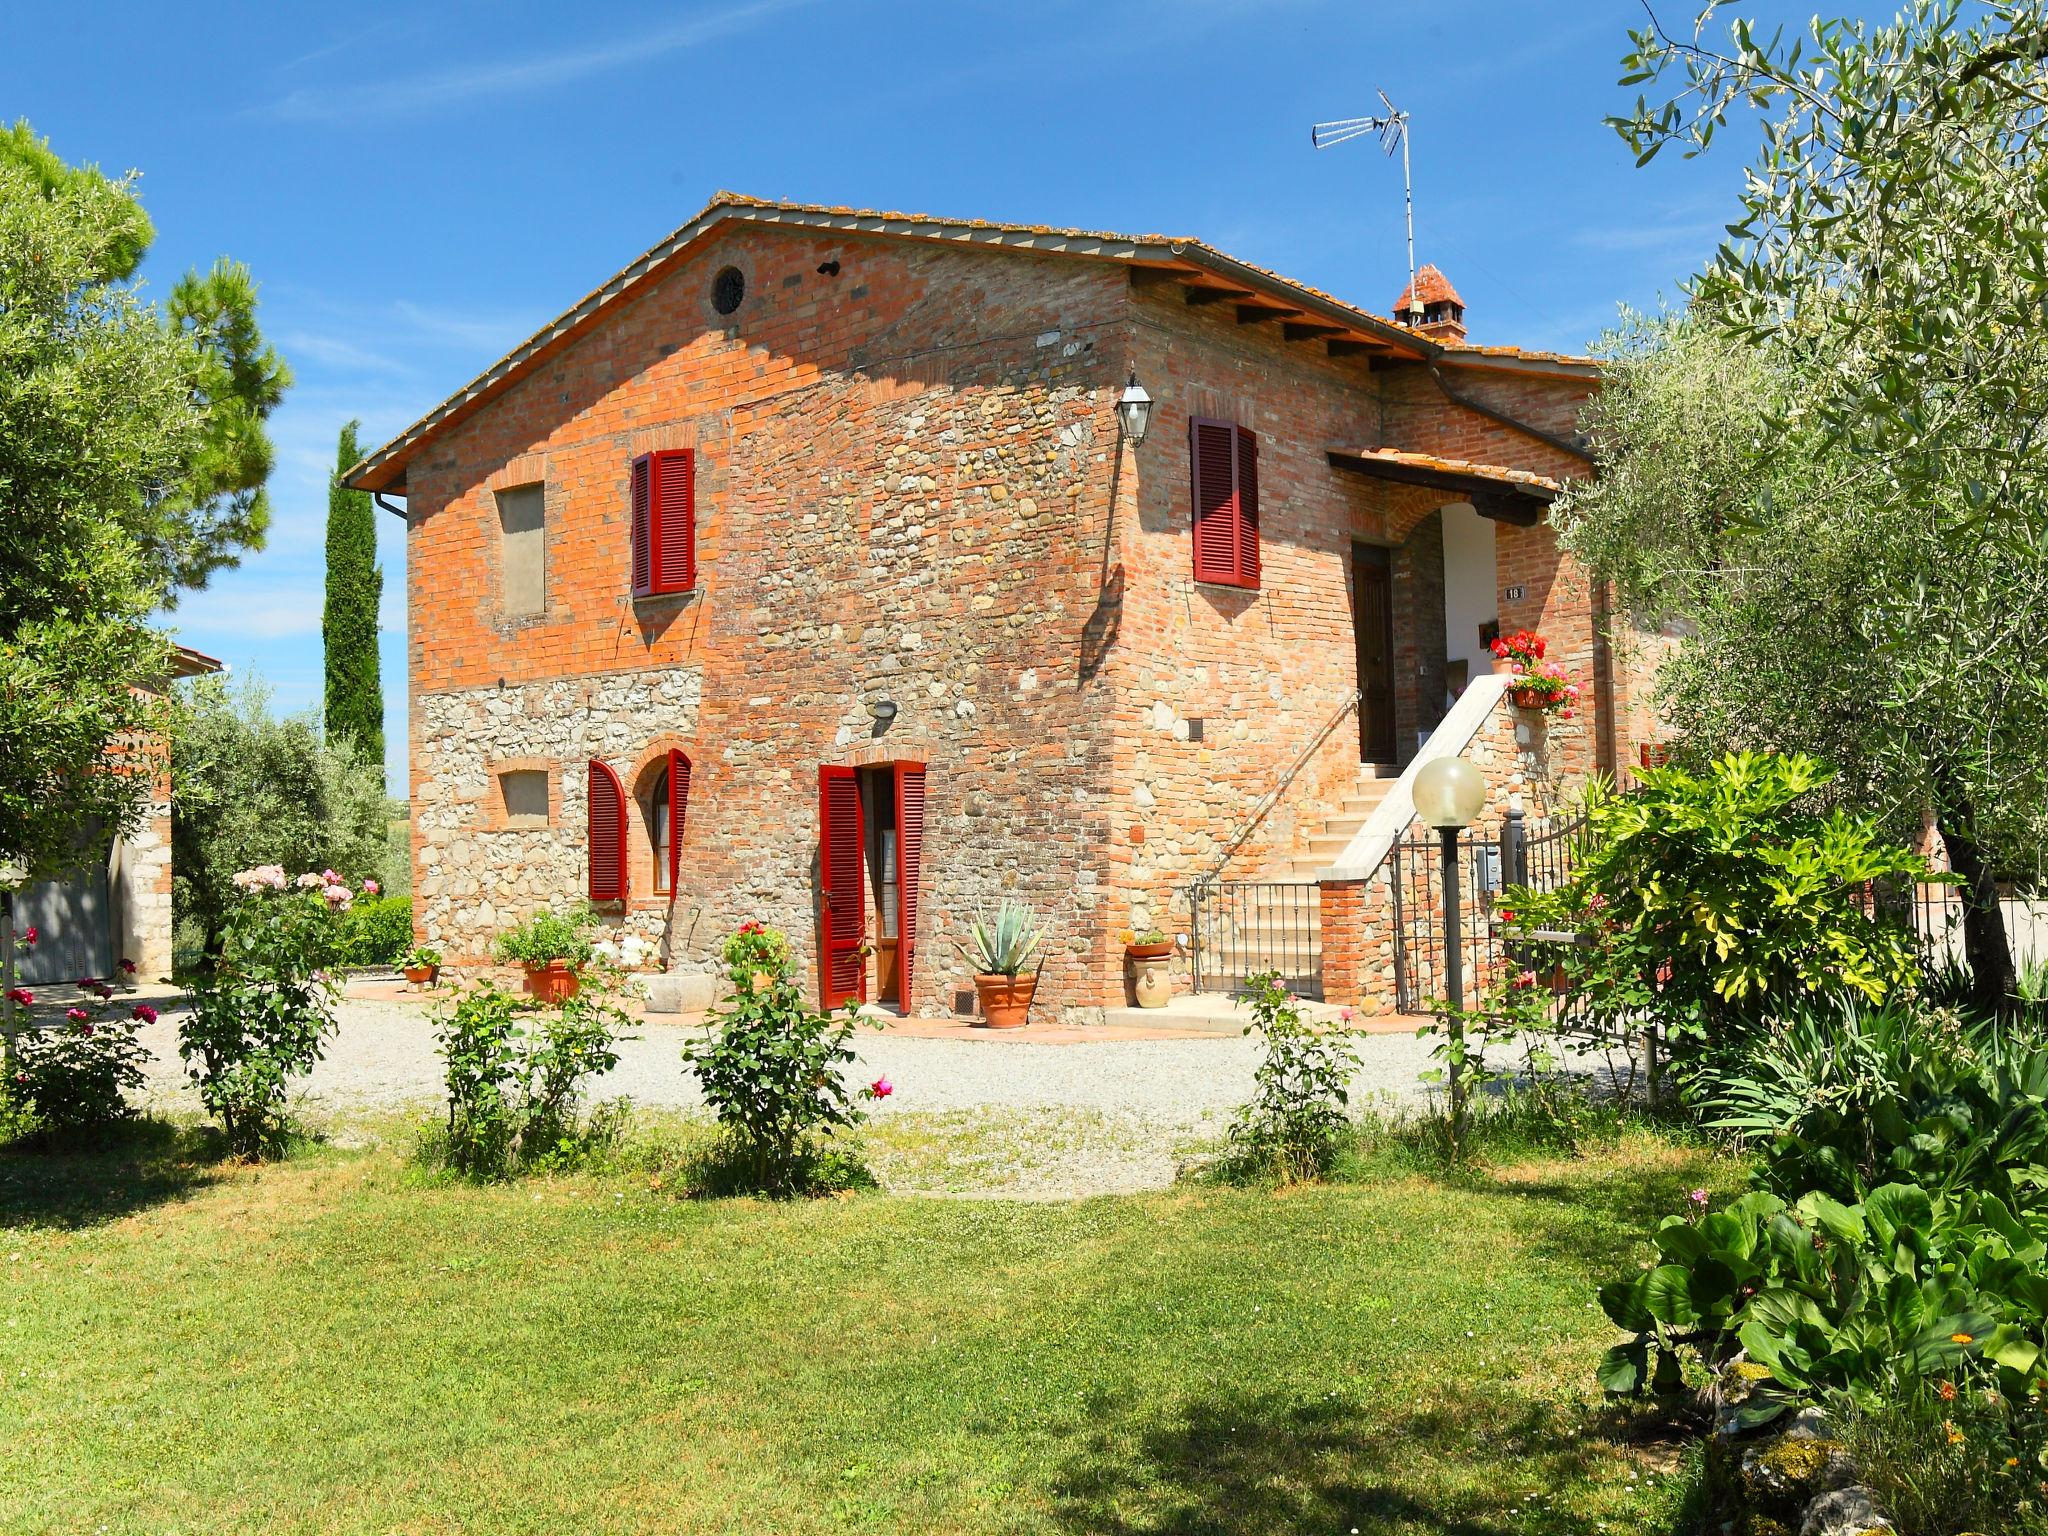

893,762,926,1009
1235,426,1260,589
650,449,696,593
587,760,628,902
817,766,866,1009
665,748,691,894
629,455,653,597
1190,418,1239,584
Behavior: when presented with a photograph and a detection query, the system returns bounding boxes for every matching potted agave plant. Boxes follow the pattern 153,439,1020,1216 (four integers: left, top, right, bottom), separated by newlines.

493,909,594,1004
957,900,1044,1029
400,943,443,988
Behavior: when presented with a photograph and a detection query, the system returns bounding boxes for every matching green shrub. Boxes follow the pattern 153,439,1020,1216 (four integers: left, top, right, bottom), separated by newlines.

2,996,153,1140
493,907,594,969
1504,751,1930,1058
178,875,344,1157
1216,972,1358,1184
337,894,412,967
1597,1181,2048,1426
1708,1000,2048,1212
681,922,885,1196
428,981,626,1180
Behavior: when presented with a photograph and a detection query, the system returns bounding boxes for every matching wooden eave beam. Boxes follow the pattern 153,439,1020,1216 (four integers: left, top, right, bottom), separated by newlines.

1326,339,1377,358
1283,322,1346,343
1234,304,1292,325
1184,285,1254,307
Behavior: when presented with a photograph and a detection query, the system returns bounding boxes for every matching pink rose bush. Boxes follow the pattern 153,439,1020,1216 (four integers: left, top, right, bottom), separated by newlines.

3,970,150,1137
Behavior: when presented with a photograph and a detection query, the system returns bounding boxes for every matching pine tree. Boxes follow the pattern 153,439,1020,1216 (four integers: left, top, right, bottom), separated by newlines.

322,420,383,767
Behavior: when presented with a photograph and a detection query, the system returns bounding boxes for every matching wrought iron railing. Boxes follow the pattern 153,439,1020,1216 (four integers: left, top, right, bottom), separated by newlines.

1186,880,1323,1000
1389,805,1593,1018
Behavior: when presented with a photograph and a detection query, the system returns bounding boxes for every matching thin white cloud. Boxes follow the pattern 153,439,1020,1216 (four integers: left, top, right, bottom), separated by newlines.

261,0,816,122
277,330,412,375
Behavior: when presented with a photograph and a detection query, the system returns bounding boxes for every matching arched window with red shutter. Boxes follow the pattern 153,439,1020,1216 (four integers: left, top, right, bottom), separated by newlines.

587,760,628,902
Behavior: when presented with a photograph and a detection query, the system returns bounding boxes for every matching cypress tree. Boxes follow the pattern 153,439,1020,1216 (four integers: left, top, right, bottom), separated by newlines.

321,419,384,766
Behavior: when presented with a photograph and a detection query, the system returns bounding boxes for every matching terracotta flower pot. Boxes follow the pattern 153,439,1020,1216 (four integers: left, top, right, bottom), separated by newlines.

973,972,1037,1029
1511,685,1554,710
403,964,439,987
523,959,580,1004
1123,942,1173,961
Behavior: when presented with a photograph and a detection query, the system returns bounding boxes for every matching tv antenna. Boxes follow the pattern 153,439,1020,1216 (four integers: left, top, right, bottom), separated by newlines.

1312,91,1420,319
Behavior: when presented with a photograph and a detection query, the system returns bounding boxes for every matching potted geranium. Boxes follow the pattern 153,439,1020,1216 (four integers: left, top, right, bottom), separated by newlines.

957,901,1044,1029
493,910,594,1004
1488,629,1578,717
399,944,443,988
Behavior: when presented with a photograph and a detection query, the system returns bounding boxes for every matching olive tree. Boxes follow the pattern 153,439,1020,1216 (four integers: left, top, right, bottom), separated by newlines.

1573,1,2048,1012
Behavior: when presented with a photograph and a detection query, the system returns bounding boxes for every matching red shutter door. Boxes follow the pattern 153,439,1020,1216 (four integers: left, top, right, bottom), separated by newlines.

892,762,926,1009
651,449,696,593
1235,426,1260,589
817,766,866,1009
587,760,628,902
629,455,653,597
1189,418,1240,584
666,748,691,894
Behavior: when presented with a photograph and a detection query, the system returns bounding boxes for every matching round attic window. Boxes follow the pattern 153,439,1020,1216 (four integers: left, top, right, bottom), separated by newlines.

711,266,745,316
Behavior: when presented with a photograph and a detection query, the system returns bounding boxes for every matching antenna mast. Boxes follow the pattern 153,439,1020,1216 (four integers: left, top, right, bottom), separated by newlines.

1311,91,1420,318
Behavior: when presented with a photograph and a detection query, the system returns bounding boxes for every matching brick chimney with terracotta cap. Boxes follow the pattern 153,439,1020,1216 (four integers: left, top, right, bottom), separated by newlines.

1392,263,1466,343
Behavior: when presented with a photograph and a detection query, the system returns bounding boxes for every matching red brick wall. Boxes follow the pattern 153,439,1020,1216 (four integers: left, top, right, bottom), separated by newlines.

407,226,1131,1016
400,220,1618,1017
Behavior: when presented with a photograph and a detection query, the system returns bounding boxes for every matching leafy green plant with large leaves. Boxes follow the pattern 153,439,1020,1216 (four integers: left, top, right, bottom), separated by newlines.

1503,752,1929,1057
1600,1182,2048,1426
1709,999,2048,1213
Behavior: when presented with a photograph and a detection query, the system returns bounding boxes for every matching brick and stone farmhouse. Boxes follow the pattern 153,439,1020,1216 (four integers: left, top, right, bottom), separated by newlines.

346,194,1661,1021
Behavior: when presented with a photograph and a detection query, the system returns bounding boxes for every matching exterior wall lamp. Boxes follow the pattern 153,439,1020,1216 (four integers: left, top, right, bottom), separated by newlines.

1115,374,1155,446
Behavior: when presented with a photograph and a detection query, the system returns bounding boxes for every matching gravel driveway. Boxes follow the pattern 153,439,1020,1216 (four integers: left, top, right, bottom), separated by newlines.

122,997,1625,1196
129,996,1438,1118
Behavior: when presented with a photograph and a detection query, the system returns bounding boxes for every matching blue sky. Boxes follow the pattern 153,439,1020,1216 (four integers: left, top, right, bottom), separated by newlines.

5,0,1815,794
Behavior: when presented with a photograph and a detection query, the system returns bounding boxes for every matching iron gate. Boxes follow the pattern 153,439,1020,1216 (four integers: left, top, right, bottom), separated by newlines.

1186,880,1322,1000
1390,807,1590,1016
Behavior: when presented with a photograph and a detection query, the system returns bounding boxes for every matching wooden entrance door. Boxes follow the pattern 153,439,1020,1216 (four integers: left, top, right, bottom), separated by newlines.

1351,542,1396,762
818,766,867,1008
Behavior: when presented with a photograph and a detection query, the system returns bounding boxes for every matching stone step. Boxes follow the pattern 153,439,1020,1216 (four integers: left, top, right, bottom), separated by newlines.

1100,990,1352,1032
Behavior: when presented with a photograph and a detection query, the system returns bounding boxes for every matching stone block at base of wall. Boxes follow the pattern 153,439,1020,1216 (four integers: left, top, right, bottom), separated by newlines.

639,971,722,1014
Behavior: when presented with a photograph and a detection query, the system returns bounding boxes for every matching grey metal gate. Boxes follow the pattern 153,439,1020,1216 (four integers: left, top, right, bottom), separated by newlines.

15,827,115,985
1186,880,1323,1000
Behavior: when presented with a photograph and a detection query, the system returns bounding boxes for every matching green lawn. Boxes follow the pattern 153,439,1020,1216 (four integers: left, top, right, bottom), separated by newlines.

1,1123,1720,1535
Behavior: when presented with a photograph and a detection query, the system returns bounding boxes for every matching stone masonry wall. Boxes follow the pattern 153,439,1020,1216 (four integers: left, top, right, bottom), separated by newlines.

406,225,1124,1016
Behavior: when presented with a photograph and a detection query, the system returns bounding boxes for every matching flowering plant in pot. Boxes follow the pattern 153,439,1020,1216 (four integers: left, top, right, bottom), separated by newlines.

1488,630,1578,717
957,901,1044,1028
400,944,443,987
493,909,594,1004
1120,926,1172,960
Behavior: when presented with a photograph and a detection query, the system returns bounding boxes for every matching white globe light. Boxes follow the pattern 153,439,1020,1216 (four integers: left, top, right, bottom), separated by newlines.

1412,755,1487,829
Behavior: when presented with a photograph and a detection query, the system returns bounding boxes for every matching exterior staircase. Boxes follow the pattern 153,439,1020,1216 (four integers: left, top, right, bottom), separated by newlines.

1281,762,1402,880
1191,763,1400,998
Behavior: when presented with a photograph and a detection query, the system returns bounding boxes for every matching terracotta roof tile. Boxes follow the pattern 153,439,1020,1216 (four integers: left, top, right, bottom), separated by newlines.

1328,447,1561,495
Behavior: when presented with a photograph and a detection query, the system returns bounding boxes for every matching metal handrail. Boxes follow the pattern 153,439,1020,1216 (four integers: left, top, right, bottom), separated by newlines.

1191,687,1361,891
